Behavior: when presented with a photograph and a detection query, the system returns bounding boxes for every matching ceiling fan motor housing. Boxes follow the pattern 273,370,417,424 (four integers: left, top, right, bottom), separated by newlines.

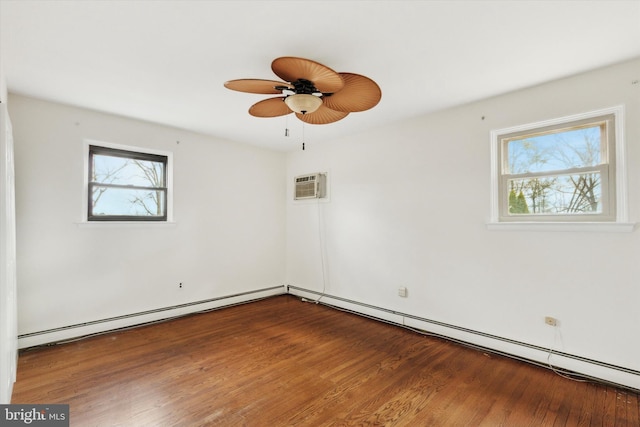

290,79,324,96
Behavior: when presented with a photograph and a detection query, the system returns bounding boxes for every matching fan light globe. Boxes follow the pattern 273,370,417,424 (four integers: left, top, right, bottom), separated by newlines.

285,94,322,114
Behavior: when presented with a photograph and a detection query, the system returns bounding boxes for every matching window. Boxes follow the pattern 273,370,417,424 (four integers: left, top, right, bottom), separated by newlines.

87,144,170,221
490,106,628,226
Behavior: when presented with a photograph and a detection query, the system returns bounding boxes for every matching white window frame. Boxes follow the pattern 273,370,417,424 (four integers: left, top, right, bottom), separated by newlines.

81,140,174,225
488,106,633,232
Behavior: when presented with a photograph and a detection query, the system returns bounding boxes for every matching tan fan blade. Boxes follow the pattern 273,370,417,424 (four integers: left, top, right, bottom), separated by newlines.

224,79,290,94
272,57,344,93
249,97,292,117
322,73,382,112
296,104,349,124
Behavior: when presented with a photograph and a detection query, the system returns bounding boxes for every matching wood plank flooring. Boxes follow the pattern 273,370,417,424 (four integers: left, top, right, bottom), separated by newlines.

11,295,640,426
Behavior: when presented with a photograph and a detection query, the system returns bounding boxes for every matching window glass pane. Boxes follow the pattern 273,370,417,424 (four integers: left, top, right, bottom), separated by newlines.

92,154,165,188
506,125,602,174
91,186,166,217
507,171,601,215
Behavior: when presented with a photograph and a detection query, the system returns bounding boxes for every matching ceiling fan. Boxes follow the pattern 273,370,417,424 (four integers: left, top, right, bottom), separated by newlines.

224,57,381,125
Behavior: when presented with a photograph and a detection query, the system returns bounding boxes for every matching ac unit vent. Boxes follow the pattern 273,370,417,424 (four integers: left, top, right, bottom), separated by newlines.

295,173,326,200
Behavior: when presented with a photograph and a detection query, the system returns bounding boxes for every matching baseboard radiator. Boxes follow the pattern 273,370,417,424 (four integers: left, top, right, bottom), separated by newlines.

287,285,640,392
16,284,639,391
18,286,285,349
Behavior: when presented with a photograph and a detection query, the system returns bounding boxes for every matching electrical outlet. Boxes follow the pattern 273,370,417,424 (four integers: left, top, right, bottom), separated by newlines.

398,287,407,297
544,316,557,326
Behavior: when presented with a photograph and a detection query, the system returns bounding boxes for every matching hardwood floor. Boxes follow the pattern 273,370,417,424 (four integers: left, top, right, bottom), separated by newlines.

11,295,639,426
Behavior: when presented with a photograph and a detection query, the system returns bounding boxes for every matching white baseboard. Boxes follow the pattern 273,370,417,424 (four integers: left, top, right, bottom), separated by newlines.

18,286,286,349
287,285,640,392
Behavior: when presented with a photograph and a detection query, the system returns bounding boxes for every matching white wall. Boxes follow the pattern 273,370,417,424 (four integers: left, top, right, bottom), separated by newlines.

0,97,18,402
286,58,640,389
0,70,7,104
9,94,287,347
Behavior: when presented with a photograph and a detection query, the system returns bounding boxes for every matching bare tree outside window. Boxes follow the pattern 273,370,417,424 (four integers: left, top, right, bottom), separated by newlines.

91,158,128,209
129,159,165,216
494,108,620,224
504,124,604,216
88,145,168,221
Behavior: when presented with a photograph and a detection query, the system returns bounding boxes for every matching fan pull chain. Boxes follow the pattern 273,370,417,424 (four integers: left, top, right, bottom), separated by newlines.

284,115,290,137
302,123,305,151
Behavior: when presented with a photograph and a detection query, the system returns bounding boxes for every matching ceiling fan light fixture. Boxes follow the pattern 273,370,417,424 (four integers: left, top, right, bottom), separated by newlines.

284,94,322,114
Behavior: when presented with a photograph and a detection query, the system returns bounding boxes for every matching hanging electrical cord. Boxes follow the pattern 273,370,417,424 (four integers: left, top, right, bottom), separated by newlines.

314,197,328,304
547,321,588,383
302,122,306,151
284,114,290,137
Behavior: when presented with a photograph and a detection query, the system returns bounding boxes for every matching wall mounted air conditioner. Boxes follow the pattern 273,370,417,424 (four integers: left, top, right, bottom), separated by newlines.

294,173,326,200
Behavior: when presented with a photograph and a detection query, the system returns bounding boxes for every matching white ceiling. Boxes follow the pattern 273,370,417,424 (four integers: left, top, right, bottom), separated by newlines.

1,1,639,151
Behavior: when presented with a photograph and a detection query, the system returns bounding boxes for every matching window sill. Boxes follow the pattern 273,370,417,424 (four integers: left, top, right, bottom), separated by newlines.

76,221,177,229
486,222,636,232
